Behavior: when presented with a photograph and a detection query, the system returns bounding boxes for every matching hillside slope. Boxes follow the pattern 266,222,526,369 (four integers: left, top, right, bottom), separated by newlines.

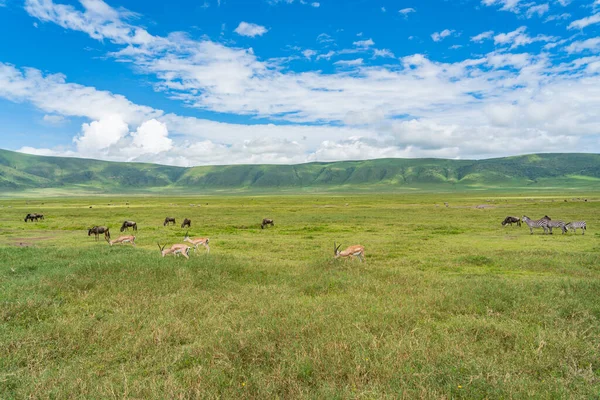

0,149,599,193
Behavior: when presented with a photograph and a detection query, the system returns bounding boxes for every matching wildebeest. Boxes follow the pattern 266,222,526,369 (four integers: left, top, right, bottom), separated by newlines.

164,217,176,226
181,218,191,229
334,242,365,262
501,216,521,227
261,218,274,229
88,226,110,241
24,213,44,222
120,220,137,232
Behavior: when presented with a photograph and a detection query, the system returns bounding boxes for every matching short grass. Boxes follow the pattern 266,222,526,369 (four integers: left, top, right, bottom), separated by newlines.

1,193,599,398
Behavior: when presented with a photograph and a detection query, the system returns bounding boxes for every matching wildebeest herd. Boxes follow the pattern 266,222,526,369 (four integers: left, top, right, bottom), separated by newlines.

502,215,587,235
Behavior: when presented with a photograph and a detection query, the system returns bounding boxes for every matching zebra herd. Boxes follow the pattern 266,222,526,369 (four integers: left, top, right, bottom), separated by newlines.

507,215,587,235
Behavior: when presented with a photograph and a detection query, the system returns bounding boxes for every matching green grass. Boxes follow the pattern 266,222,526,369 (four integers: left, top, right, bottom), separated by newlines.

1,193,600,398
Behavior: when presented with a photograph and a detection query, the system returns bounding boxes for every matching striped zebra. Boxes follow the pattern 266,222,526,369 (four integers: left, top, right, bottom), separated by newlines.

522,216,549,235
545,219,568,234
566,221,586,235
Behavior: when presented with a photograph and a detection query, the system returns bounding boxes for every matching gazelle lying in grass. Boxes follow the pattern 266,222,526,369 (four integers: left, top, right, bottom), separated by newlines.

334,242,365,262
158,243,191,259
106,235,136,246
183,231,210,254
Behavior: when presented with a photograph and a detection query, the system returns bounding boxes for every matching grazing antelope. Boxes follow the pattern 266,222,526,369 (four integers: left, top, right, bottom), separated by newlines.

181,218,192,229
24,213,44,222
164,217,176,226
157,243,191,259
501,216,521,227
261,218,274,229
120,220,137,232
106,235,136,246
334,242,365,262
183,231,210,254
88,226,110,241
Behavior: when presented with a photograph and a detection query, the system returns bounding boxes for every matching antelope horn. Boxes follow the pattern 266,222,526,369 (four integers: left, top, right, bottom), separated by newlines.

157,242,166,251
185,230,189,238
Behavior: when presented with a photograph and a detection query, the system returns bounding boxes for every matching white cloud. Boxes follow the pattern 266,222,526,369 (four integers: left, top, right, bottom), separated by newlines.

431,29,455,42
471,30,494,42
565,37,600,53
568,13,600,30
334,58,363,66
526,3,549,18
373,48,395,58
234,22,268,37
311,2,320,7
42,114,65,124
399,7,415,16
481,0,523,13
544,13,571,23
75,115,129,155
494,26,556,49
10,0,600,164
353,38,374,48
302,49,317,59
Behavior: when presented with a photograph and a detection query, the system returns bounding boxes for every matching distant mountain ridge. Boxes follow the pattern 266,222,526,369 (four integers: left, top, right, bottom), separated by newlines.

1,149,599,193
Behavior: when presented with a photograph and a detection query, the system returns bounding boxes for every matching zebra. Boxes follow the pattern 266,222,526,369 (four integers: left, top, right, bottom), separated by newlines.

565,221,586,235
545,219,568,235
521,216,549,235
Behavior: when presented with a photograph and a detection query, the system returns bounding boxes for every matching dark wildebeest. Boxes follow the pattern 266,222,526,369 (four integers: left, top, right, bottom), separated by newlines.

88,226,110,241
501,216,521,227
261,218,274,229
24,213,44,222
164,217,176,226
120,220,137,232
181,218,191,229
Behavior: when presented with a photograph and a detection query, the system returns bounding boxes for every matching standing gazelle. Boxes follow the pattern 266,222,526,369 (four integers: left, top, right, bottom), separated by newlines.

183,231,210,254
334,242,365,262
106,235,136,246
157,243,191,259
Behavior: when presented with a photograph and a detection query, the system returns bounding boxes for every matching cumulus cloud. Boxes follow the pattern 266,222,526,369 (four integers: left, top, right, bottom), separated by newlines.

75,115,129,155
431,29,455,42
234,22,268,37
526,4,549,18
6,0,600,165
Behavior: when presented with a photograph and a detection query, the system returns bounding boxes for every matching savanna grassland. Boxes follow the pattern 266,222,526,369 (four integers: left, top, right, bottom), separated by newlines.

1,193,599,399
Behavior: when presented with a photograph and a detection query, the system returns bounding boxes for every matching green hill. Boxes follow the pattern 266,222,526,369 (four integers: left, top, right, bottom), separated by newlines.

0,149,599,195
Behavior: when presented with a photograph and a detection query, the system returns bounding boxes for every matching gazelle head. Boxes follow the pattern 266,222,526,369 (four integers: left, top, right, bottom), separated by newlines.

105,236,112,246
334,242,342,258
183,231,191,242
158,242,168,257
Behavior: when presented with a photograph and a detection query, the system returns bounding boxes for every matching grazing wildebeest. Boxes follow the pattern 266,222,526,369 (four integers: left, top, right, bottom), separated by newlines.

181,218,191,229
88,226,110,241
501,216,521,227
261,218,274,229
120,220,137,232
24,213,44,222
164,217,176,226
334,242,365,262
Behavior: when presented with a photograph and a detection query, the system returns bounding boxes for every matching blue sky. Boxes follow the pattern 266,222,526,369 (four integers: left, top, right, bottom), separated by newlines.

0,0,599,165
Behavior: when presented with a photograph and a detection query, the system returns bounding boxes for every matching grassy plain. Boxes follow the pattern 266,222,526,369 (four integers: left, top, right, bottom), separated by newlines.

1,192,599,398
